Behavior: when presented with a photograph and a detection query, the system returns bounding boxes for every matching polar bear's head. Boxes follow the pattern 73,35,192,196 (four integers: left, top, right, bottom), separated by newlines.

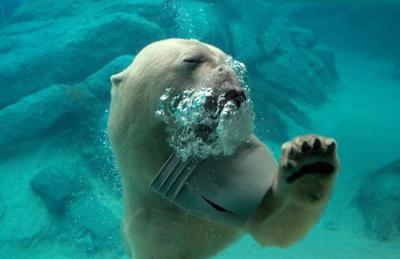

110,39,254,159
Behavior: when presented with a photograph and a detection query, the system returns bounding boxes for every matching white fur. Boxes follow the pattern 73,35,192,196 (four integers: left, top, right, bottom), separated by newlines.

108,39,339,259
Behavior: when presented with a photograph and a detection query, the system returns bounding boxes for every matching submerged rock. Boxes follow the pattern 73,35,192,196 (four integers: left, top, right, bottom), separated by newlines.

354,159,400,241
226,2,275,63
0,0,164,108
172,0,230,50
231,15,337,142
0,55,132,152
0,83,90,151
258,17,337,104
31,166,88,215
291,27,317,48
312,44,339,81
67,194,120,251
84,55,133,104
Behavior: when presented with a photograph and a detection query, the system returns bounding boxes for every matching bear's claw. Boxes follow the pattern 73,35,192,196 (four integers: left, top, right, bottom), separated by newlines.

280,135,338,183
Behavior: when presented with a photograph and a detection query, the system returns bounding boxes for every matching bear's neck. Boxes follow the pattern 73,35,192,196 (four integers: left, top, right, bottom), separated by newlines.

121,125,171,188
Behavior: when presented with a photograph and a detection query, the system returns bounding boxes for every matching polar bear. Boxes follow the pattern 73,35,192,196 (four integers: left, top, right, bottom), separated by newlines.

108,38,339,259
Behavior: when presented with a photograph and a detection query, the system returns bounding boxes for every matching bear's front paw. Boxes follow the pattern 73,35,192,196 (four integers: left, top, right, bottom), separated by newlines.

279,135,339,203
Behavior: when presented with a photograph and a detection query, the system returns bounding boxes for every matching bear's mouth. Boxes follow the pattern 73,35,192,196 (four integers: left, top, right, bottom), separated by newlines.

193,88,250,143
194,124,215,141
205,88,247,116
156,87,254,159
223,89,246,106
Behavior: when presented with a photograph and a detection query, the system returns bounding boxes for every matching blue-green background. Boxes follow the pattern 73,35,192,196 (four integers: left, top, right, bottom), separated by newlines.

0,1,399,258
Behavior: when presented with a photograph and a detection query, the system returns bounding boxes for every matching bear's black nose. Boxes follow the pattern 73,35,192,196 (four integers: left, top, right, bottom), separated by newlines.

224,89,246,107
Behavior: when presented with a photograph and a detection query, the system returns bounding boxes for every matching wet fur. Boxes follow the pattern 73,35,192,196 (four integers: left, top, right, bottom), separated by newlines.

108,39,339,258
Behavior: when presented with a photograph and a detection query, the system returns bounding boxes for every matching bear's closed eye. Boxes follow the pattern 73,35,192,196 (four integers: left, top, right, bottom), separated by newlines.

183,57,203,64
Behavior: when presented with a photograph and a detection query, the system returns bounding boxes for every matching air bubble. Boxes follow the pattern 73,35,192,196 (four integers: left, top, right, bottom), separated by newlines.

156,57,254,161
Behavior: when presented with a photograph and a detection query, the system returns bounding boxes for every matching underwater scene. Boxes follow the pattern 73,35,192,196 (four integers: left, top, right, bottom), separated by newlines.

1,0,399,258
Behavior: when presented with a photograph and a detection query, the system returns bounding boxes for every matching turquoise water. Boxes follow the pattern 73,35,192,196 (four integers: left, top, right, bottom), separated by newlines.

1,1,399,258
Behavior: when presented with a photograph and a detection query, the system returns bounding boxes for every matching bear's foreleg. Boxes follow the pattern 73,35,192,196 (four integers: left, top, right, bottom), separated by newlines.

248,135,339,247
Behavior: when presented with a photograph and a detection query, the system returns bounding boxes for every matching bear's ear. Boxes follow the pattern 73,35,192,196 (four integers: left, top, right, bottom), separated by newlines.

110,71,125,86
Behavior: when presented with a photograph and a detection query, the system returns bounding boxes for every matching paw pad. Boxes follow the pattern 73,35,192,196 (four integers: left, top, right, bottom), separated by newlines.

280,135,338,183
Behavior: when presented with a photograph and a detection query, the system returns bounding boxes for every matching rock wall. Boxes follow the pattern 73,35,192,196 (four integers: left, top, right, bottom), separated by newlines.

354,159,400,241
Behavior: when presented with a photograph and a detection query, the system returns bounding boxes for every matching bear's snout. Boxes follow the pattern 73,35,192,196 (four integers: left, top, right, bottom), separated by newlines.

211,64,244,101
214,64,237,84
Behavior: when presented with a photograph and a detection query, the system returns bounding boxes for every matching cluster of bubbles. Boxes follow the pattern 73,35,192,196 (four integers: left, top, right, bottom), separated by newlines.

97,110,122,195
156,57,254,161
225,55,248,90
